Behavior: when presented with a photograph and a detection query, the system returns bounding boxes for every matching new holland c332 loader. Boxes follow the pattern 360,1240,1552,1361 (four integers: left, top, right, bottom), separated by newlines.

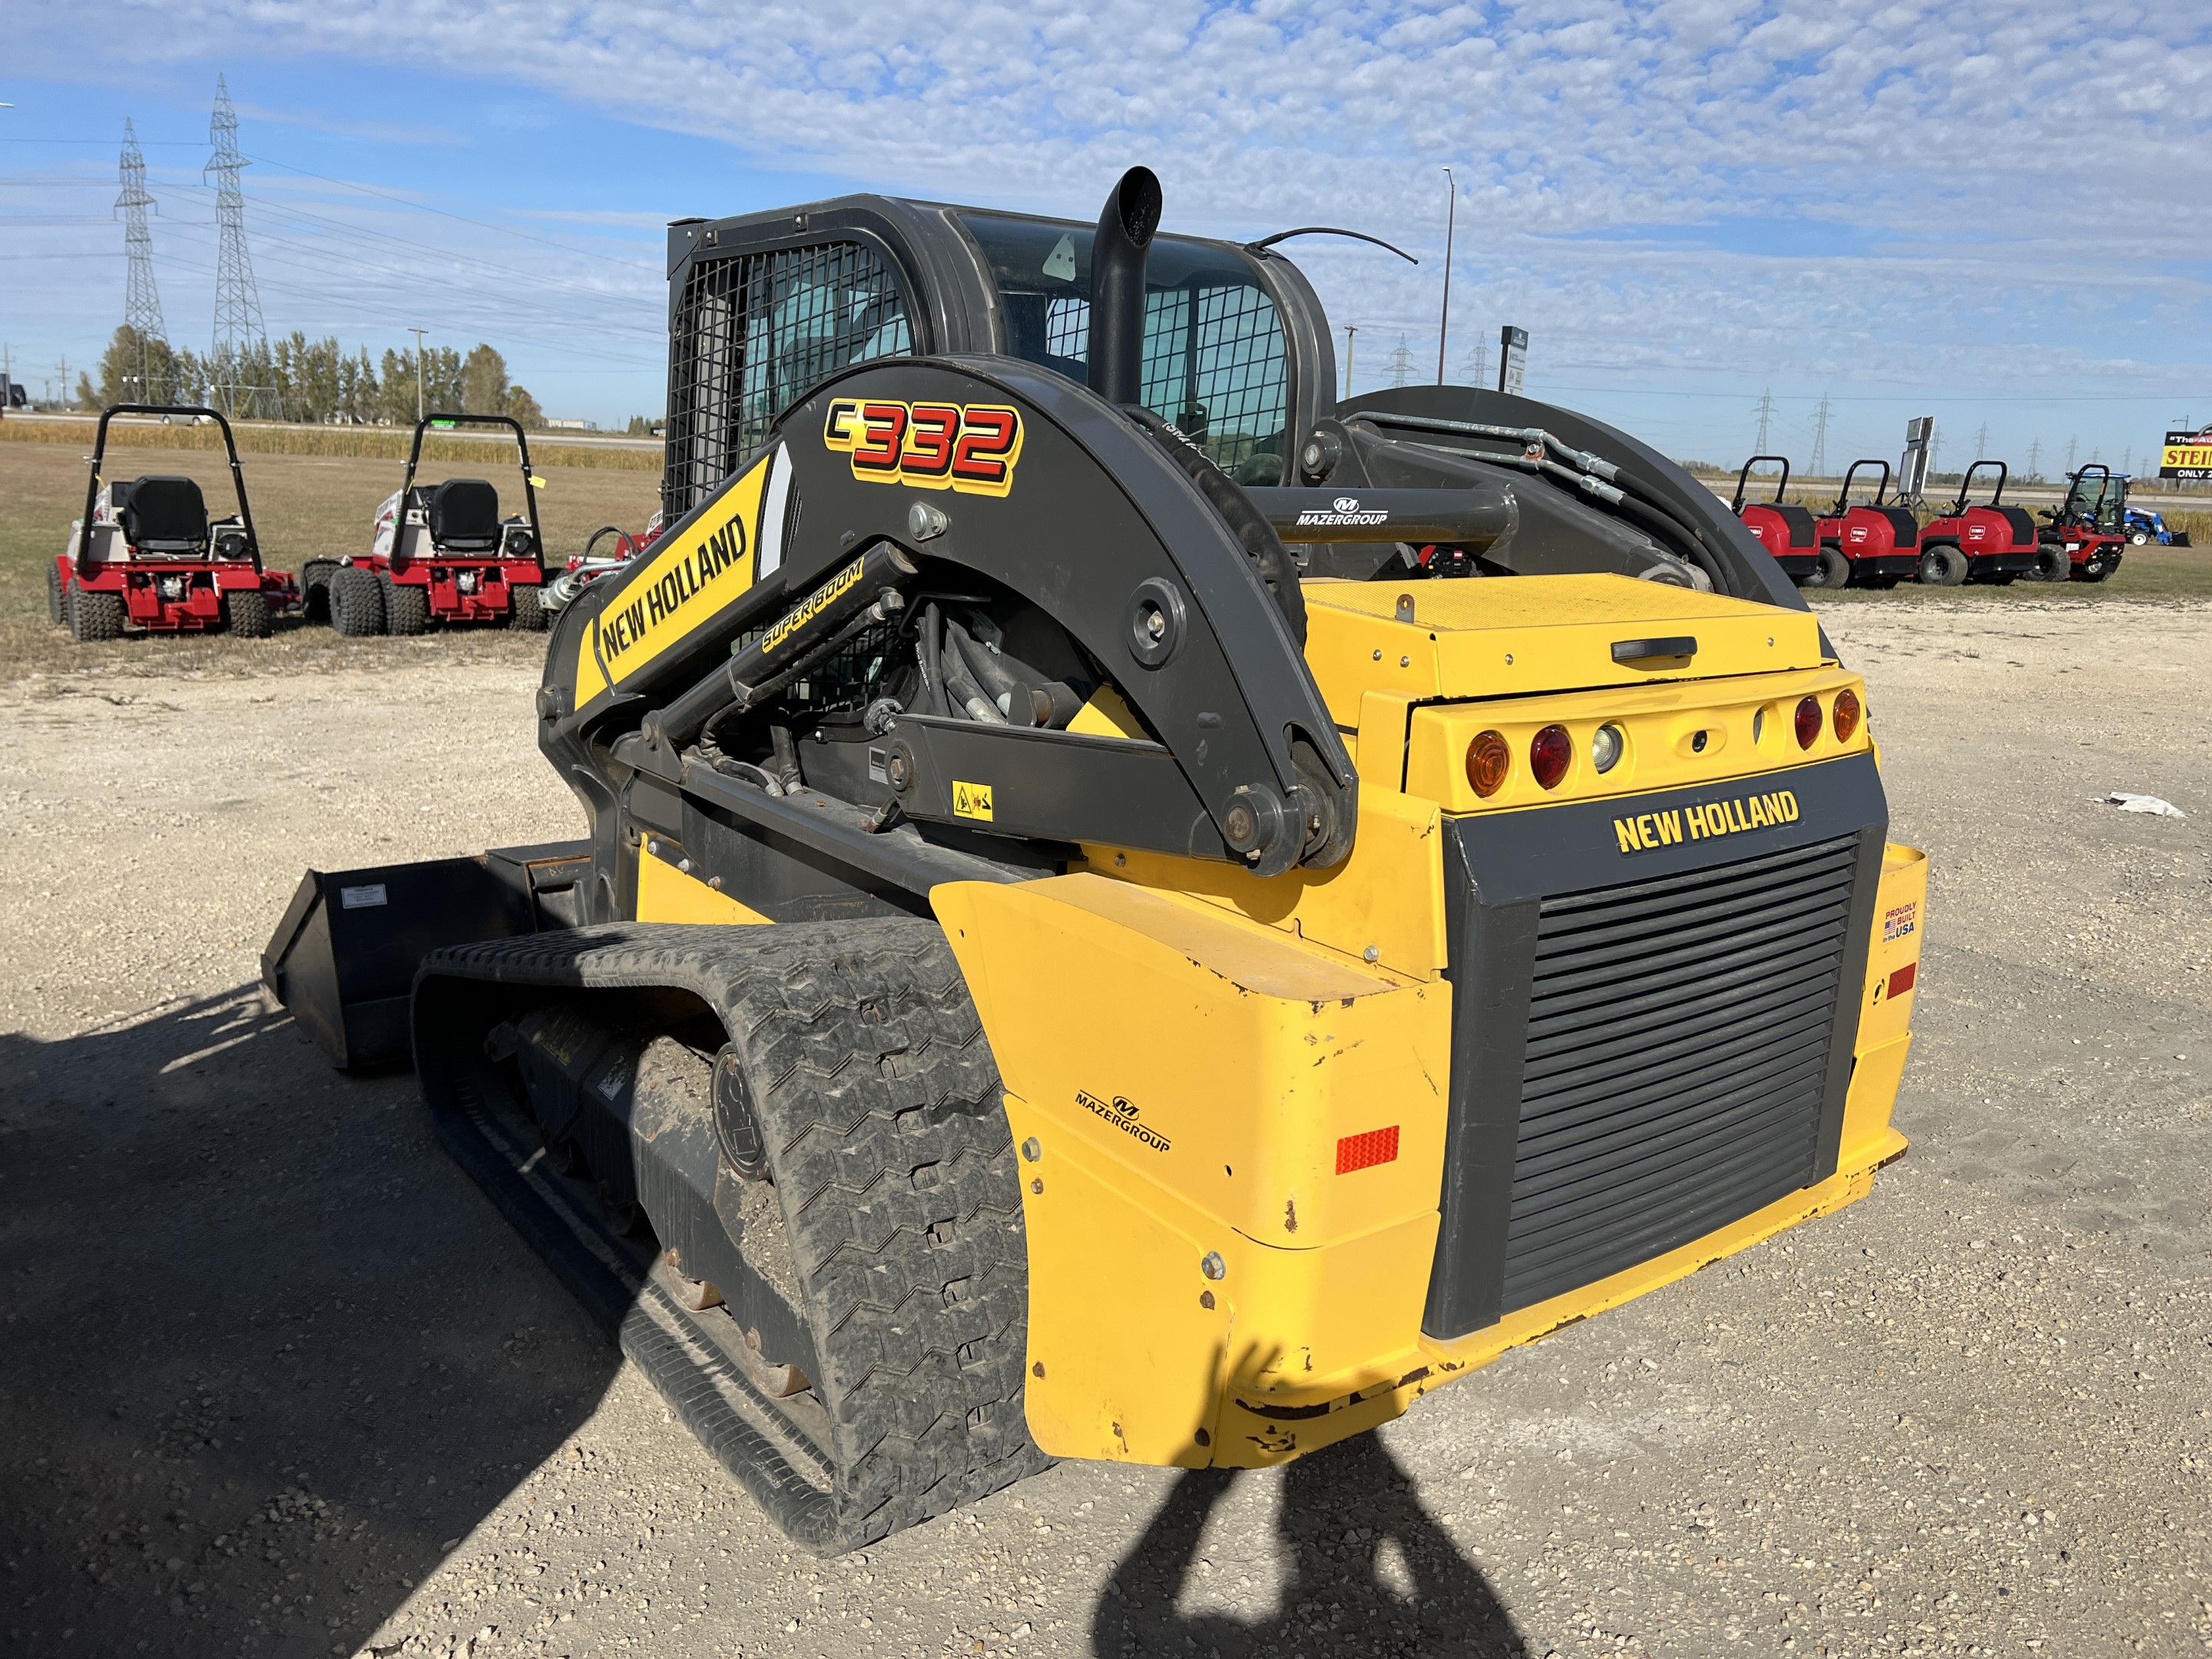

264,169,1929,1552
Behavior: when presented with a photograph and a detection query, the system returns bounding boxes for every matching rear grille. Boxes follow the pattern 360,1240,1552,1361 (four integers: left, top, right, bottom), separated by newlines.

1499,835,1859,1313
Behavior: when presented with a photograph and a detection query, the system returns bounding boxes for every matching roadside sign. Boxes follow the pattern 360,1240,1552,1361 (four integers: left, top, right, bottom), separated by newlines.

1498,326,1527,396
2158,428,2212,481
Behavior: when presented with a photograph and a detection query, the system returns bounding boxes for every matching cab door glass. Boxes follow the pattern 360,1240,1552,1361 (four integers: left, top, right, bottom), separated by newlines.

958,214,1290,485
665,240,915,518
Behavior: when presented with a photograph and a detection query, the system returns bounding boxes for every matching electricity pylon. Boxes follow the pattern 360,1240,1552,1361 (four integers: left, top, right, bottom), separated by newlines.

206,75,273,417
116,119,167,402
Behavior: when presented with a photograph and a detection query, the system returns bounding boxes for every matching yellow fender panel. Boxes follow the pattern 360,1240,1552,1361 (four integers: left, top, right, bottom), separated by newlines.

932,872,1451,1464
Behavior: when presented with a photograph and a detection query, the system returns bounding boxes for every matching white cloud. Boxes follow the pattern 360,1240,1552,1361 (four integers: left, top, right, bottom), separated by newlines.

14,0,2212,451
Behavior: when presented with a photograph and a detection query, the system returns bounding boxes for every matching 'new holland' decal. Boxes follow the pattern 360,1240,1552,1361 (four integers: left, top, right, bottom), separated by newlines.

571,451,771,707
1614,788,1800,853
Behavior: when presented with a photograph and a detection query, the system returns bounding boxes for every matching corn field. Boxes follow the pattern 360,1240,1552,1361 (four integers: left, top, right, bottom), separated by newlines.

0,418,657,472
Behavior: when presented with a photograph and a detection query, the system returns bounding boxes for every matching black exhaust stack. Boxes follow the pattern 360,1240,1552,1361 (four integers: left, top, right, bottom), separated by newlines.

1086,167,1161,406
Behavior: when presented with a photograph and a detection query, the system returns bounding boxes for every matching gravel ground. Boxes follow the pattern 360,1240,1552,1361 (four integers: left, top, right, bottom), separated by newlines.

1,595,2207,1659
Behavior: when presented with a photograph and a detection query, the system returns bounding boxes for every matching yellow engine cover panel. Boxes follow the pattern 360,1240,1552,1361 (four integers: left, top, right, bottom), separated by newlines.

1300,573,1826,728
932,873,1452,1462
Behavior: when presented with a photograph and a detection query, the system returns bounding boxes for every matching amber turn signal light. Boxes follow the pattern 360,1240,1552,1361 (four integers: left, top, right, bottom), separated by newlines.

1530,724,1572,790
1833,687,1861,743
1794,696,1822,750
1466,730,1511,797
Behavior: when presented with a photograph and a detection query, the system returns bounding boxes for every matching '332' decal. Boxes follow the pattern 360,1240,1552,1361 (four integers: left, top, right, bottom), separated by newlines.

823,399,1023,498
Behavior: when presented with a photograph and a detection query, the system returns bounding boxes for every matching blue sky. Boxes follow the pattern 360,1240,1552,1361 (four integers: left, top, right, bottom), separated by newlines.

5,2,2211,469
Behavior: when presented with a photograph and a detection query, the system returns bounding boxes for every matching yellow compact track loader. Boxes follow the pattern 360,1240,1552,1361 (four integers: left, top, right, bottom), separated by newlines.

265,170,1928,1552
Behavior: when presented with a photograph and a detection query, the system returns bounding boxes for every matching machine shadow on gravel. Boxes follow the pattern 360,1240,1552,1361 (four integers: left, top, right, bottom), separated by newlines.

1092,1435,1530,1658
0,986,619,1658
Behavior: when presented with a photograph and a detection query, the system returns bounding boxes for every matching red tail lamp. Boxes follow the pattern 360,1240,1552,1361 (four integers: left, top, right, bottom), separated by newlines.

1833,687,1862,743
1466,730,1511,797
1530,724,1572,790
1793,696,1822,750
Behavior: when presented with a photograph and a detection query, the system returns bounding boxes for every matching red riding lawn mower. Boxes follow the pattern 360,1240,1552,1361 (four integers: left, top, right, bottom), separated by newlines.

50,403,298,641
2032,463,2126,583
1728,453,1820,583
1806,459,1921,589
302,412,547,635
1913,460,2039,586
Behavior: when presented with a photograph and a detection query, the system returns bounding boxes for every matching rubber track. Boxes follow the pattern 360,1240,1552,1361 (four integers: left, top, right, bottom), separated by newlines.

413,920,1048,1552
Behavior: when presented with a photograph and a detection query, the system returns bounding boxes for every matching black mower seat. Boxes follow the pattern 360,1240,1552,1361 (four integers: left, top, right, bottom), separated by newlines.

1769,502,1817,549
117,475,210,552
429,478,502,551
1872,505,1919,545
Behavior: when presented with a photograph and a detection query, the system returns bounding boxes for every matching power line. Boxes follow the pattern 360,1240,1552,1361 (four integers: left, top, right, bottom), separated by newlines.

1753,387,1775,455
1809,394,1832,478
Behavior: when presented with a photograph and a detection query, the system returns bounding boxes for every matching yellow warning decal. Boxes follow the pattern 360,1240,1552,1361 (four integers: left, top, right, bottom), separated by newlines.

571,452,769,707
822,399,1023,498
952,780,995,821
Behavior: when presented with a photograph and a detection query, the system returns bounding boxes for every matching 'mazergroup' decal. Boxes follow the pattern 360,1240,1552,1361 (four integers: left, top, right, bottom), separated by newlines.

1614,789,1800,854
1077,1088,1169,1152
823,399,1022,497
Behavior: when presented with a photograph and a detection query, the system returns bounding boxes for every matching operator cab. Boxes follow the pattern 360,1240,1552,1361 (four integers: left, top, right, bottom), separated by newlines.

657,193,1799,605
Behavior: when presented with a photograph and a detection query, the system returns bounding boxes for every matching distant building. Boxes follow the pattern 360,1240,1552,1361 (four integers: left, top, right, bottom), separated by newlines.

545,416,597,432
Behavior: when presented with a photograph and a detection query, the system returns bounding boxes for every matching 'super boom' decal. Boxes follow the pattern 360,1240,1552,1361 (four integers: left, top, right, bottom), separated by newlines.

823,399,1022,497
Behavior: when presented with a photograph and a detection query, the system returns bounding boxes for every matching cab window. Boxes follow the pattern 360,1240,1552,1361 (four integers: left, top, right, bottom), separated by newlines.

958,214,1290,485
665,240,914,518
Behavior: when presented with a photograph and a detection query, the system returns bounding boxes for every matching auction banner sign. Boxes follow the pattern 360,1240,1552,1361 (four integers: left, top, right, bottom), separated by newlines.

2160,428,2212,481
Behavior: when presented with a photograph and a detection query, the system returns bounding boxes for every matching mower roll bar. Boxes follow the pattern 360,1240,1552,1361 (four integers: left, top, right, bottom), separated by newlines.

1730,455,1791,514
1951,459,2008,515
78,403,260,579
402,412,545,555
1830,459,1892,516
2054,462,2114,527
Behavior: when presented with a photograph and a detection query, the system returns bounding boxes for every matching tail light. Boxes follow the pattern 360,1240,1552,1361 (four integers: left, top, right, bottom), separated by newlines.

1530,725,1572,790
1794,696,1822,750
1465,730,1510,798
1833,688,1862,743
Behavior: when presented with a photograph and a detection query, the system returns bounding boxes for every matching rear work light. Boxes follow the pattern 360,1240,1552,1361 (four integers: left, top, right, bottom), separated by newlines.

1591,723,1624,774
1794,696,1822,750
1833,688,1862,743
1530,725,1572,790
1466,730,1510,797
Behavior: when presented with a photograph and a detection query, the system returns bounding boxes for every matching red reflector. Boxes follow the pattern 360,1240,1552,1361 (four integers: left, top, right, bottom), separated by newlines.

1889,962,1917,998
1336,1126,1400,1174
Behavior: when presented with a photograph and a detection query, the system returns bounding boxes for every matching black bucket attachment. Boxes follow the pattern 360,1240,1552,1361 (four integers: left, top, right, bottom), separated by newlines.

262,840,590,1070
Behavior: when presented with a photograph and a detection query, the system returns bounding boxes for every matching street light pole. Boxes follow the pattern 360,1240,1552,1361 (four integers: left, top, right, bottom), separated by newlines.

1343,325,1359,400
1436,167,1456,384
409,326,427,423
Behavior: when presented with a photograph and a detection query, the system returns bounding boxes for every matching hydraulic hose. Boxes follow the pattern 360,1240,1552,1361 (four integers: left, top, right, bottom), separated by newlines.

1346,412,1728,591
